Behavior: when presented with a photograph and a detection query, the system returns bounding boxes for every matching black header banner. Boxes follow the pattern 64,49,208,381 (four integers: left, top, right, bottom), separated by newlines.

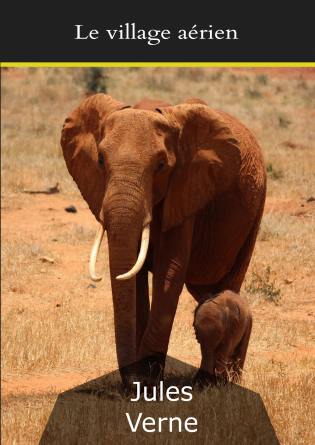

0,0,314,62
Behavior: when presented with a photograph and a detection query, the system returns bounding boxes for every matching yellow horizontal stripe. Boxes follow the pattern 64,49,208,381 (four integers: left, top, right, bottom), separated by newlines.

1,62,315,68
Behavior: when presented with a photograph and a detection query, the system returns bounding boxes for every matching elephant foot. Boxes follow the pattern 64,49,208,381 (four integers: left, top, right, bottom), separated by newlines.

136,351,166,382
194,369,229,389
120,353,166,392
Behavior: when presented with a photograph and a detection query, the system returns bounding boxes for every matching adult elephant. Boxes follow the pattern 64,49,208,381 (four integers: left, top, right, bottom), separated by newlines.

61,94,266,388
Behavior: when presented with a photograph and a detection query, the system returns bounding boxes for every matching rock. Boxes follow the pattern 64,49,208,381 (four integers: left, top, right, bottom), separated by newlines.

40,256,55,264
88,284,97,289
306,197,315,202
46,183,59,194
65,205,77,213
282,141,305,149
291,211,306,217
22,183,59,195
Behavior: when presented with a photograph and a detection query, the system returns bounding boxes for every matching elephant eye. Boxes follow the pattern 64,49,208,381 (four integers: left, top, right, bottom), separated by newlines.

155,160,165,174
98,153,104,167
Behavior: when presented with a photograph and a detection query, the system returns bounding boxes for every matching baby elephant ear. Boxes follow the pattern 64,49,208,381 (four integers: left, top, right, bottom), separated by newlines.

160,104,241,232
60,94,130,221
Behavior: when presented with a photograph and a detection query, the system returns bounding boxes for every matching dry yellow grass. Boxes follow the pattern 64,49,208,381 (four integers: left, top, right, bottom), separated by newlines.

1,67,315,444
2,393,56,445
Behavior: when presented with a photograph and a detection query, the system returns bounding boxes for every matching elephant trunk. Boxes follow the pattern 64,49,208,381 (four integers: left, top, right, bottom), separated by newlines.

103,173,151,385
108,239,138,383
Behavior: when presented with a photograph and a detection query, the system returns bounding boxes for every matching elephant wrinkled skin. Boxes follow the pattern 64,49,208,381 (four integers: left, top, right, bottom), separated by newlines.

194,290,252,385
61,95,266,388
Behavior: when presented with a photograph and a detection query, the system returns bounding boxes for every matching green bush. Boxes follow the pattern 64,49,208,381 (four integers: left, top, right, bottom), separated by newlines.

266,162,284,180
245,266,281,304
81,68,109,94
278,116,291,128
256,74,268,85
245,88,262,99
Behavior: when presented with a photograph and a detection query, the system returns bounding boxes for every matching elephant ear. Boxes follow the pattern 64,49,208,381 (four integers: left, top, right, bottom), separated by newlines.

60,94,130,221
158,104,241,232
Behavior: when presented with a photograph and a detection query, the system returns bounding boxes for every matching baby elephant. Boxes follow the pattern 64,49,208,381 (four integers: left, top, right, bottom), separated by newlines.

194,290,252,385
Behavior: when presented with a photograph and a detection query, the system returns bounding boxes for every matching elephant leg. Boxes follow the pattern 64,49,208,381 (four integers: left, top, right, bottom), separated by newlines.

212,204,265,293
194,312,225,386
137,218,195,382
213,348,232,382
199,350,215,375
194,348,217,387
187,206,264,297
195,350,229,387
231,316,253,381
136,263,150,355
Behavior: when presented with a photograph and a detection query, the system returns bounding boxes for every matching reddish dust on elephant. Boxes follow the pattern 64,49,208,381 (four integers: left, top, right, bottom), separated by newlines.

61,95,266,388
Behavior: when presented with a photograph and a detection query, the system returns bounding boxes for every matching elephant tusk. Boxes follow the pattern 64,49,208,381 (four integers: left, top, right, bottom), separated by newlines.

89,224,105,282
116,224,150,281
